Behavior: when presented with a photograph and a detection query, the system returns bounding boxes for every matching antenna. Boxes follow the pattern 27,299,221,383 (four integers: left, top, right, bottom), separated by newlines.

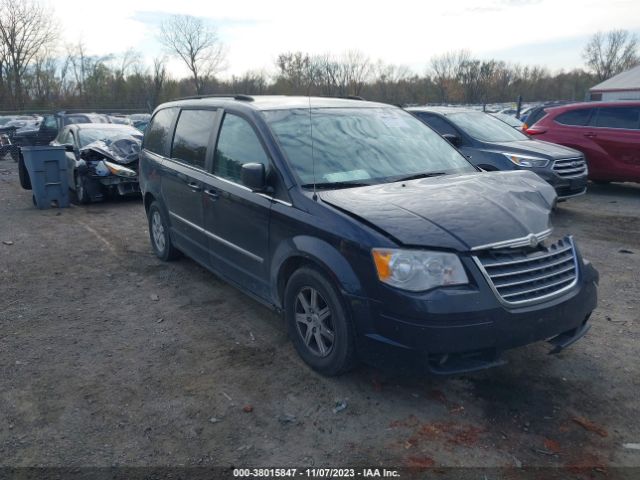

308,90,317,200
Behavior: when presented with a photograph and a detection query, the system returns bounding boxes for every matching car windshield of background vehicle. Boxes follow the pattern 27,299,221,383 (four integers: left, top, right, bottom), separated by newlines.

79,128,143,147
263,107,475,187
448,111,529,142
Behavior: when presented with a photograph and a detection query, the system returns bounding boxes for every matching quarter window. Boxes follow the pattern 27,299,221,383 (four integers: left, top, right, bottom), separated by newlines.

214,113,269,183
593,107,640,130
555,109,592,126
171,109,217,169
144,108,179,157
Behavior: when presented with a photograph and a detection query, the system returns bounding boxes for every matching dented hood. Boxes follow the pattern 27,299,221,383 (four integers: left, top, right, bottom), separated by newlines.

80,135,141,164
318,170,556,251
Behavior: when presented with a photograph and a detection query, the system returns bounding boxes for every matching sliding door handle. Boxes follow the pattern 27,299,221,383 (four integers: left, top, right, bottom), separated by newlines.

204,188,219,200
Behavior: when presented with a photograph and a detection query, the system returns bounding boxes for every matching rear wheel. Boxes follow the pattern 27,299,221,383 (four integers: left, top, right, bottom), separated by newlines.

147,201,180,261
284,267,356,376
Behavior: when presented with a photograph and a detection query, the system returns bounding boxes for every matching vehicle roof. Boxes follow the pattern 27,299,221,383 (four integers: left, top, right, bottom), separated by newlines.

68,123,139,131
160,95,392,111
545,100,640,112
406,106,478,115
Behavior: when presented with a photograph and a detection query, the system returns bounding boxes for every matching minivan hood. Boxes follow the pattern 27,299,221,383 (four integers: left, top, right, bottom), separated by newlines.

319,171,556,251
487,139,581,158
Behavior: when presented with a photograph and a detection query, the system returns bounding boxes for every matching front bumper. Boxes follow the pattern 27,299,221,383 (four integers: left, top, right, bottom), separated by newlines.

347,256,598,374
84,174,140,201
535,169,588,200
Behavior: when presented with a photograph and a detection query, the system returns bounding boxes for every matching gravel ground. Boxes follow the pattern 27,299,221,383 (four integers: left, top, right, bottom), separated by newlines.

1,159,639,476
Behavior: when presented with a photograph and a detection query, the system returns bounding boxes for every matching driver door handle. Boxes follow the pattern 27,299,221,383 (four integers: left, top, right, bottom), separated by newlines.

584,132,597,138
187,182,201,192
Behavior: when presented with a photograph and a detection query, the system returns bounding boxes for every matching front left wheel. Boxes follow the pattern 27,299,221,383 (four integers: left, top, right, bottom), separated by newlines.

284,267,356,376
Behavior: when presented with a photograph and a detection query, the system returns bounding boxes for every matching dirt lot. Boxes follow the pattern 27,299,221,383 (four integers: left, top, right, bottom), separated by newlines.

1,158,639,476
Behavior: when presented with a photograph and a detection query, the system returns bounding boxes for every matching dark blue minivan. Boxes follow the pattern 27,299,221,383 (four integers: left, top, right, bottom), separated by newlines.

139,95,598,375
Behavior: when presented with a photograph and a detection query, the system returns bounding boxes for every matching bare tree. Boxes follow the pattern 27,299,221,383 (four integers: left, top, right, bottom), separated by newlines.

275,52,313,94
150,56,168,107
336,50,372,96
159,14,226,94
429,50,470,102
583,30,639,82
0,0,57,108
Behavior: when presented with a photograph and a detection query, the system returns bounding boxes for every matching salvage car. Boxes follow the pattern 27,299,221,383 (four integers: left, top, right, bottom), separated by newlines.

524,101,640,184
52,123,142,204
140,95,598,376
408,107,589,199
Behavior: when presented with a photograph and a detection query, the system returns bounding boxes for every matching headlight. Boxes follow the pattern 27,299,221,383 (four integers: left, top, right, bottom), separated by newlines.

372,248,468,292
103,160,137,177
501,153,549,168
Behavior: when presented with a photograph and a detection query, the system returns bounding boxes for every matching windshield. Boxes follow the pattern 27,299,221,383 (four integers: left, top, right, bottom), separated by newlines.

449,111,528,142
78,128,142,147
262,107,475,187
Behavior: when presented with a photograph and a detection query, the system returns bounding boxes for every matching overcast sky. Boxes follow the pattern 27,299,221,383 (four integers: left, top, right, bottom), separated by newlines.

44,0,640,79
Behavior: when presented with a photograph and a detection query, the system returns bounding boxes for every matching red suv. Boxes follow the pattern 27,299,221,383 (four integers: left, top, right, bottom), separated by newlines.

525,101,640,183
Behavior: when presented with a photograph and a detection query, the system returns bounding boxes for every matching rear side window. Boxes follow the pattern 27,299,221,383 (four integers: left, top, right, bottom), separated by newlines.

171,109,217,169
144,108,179,156
555,109,592,126
593,107,640,130
213,113,270,183
414,113,458,136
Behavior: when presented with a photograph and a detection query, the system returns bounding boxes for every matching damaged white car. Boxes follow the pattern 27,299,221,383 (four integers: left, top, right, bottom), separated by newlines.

52,124,143,204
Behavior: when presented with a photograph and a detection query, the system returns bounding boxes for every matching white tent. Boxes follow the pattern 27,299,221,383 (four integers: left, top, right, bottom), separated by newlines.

590,65,640,101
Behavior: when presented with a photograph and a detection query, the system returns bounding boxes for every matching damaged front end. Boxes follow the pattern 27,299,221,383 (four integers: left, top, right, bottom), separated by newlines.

78,135,141,200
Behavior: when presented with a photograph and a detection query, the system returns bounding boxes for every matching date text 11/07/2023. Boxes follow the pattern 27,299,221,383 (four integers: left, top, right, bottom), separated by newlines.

233,468,401,478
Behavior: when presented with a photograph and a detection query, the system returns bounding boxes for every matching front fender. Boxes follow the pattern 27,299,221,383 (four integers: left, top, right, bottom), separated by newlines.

270,235,365,307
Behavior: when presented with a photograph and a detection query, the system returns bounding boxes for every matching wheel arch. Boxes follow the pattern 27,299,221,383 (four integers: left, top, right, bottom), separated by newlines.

143,191,156,213
271,236,365,309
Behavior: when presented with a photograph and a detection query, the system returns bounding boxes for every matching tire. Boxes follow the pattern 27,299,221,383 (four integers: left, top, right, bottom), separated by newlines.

71,172,92,205
18,154,31,190
147,201,180,261
284,266,356,376
10,146,19,163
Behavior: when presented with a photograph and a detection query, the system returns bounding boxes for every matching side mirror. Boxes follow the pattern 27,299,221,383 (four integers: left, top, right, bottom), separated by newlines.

442,134,461,148
241,163,266,191
63,143,75,152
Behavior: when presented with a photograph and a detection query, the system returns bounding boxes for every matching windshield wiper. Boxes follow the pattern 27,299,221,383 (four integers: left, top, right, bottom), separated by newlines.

392,172,448,182
300,181,372,190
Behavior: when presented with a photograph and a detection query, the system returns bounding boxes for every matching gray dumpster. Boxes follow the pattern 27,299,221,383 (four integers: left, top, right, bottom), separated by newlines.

21,146,69,209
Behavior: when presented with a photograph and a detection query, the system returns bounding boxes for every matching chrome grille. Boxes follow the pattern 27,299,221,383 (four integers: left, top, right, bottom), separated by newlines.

474,237,578,305
553,157,587,177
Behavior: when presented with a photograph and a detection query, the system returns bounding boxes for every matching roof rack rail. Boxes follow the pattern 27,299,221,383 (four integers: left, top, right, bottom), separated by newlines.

177,94,255,102
321,95,365,101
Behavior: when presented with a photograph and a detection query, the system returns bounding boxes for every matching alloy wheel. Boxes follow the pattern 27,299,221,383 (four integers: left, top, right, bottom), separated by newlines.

294,286,335,357
151,210,166,253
